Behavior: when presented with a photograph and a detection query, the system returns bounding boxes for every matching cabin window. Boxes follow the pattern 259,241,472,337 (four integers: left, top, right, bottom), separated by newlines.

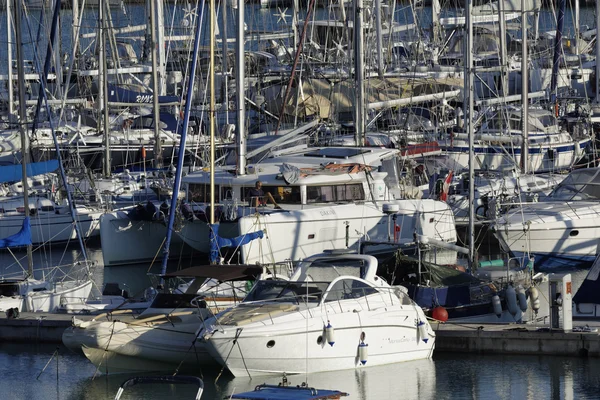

40,205,55,212
0,284,19,297
306,184,364,203
188,184,220,203
324,279,377,302
242,185,301,204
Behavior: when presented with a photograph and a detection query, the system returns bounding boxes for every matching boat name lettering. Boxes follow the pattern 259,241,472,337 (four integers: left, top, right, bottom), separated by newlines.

388,337,414,344
135,94,154,103
320,210,336,216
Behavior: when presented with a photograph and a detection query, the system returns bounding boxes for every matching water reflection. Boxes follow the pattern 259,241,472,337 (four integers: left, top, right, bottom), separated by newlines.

4,342,600,400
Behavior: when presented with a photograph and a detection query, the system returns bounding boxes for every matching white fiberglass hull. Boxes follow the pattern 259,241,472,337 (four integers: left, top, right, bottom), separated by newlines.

99,212,189,266
439,138,589,173
27,280,93,313
494,201,600,270
179,200,456,264
203,301,435,377
62,312,214,374
0,209,100,246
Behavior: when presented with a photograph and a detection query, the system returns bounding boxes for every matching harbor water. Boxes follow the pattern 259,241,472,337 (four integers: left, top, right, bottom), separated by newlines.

2,342,600,399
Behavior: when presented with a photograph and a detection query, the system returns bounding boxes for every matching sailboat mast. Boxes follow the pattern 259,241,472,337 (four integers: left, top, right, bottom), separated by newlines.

520,5,529,175
236,0,246,175
354,0,365,146
465,0,476,270
210,0,216,227
159,0,204,279
149,0,163,169
7,0,14,117
99,2,111,178
13,0,33,275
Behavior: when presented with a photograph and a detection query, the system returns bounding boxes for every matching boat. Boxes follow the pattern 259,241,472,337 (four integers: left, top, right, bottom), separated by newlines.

173,146,456,265
55,282,156,315
573,254,600,319
230,375,348,400
437,106,591,174
374,250,538,323
200,253,436,377
61,264,270,374
493,167,600,270
0,0,93,314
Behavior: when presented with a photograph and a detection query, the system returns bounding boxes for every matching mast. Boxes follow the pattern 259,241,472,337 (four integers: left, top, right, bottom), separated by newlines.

99,2,111,178
597,0,600,104
159,0,205,280
221,0,229,120
374,0,384,78
149,0,163,169
549,0,565,103
497,0,508,96
156,0,166,95
236,0,246,175
14,0,33,275
465,0,475,271
354,0,365,146
520,4,529,175
7,0,14,117
32,0,61,137
210,0,216,231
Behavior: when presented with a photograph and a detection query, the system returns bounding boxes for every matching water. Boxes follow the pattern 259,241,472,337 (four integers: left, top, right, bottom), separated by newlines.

3,343,600,399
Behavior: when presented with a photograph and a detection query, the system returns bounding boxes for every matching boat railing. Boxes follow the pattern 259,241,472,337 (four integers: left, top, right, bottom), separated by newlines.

231,284,415,320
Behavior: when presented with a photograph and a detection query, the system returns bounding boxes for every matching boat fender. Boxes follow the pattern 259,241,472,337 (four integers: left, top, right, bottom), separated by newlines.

417,320,429,343
358,342,368,365
505,285,519,316
492,295,502,317
432,306,448,322
528,287,541,312
516,285,528,312
325,321,335,346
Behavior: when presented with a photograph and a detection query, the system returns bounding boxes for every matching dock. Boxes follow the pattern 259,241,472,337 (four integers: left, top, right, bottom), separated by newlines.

0,312,136,344
432,321,600,357
1,313,600,359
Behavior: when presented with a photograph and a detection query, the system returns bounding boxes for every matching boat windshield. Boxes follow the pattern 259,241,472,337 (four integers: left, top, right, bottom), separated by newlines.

244,280,329,303
548,169,600,200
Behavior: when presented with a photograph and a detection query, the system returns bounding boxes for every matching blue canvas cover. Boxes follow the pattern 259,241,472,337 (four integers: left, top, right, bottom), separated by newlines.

0,160,59,184
209,224,264,264
0,217,32,248
107,84,180,105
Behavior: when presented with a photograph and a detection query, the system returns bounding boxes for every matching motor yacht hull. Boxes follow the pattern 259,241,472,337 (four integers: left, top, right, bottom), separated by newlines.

494,201,600,270
178,200,456,265
204,302,435,377
62,312,215,374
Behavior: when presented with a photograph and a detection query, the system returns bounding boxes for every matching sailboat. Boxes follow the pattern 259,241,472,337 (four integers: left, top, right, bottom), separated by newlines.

0,0,93,314
61,6,280,373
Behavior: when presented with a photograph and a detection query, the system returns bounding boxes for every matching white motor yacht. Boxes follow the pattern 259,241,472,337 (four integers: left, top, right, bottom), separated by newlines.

200,253,435,377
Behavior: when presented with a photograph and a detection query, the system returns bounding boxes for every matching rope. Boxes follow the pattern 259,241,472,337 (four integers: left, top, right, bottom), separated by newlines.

214,327,246,383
